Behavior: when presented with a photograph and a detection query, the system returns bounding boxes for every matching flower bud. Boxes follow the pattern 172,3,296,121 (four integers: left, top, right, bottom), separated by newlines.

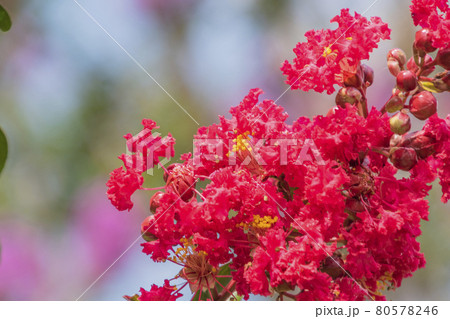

387,59,401,76
406,57,417,73
390,134,404,148
321,254,345,279
396,70,417,91
123,294,139,301
390,110,411,135
345,198,365,213
435,48,450,70
406,55,435,76
163,163,177,183
141,216,158,242
385,95,404,113
149,191,164,213
335,87,362,108
392,87,402,96
361,64,374,87
414,28,436,53
164,163,196,201
409,91,437,120
345,167,373,197
403,131,436,159
387,48,407,67
389,147,418,171
344,65,364,88
433,71,450,92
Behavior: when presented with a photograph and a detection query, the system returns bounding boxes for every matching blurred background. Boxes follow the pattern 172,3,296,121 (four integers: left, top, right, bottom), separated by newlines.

0,0,448,301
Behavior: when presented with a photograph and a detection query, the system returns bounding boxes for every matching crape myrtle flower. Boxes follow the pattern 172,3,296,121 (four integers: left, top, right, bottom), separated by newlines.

410,0,450,49
106,2,450,301
106,167,143,211
125,280,182,301
107,89,445,301
106,119,175,211
421,114,450,202
281,9,390,94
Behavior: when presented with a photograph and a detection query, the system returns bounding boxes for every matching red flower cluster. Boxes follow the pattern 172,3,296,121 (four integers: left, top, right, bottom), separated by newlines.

125,280,182,301
109,91,449,300
421,114,450,203
106,119,175,211
107,2,450,301
106,167,143,211
281,9,390,94
410,0,450,49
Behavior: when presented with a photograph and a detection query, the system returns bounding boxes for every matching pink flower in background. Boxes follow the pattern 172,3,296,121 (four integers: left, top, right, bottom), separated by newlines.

0,222,46,300
67,181,142,282
1,181,143,300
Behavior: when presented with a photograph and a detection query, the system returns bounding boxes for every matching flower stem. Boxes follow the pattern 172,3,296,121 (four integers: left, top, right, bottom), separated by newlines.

215,279,237,301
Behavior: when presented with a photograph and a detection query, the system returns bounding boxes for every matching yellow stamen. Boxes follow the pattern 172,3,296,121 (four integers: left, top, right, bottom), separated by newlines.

322,46,333,57
227,131,253,157
252,214,278,229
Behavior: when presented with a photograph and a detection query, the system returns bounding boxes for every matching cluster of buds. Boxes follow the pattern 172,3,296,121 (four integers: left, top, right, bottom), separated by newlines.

389,129,437,171
382,27,449,171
